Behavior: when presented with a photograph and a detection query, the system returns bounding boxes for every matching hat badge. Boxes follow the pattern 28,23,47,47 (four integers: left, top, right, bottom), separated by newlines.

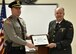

17,1,20,5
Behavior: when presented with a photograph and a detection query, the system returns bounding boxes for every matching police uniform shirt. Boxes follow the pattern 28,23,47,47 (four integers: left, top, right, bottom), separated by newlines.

3,15,27,47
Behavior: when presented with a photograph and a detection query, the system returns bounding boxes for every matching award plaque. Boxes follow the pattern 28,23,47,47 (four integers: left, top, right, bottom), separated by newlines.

31,34,49,46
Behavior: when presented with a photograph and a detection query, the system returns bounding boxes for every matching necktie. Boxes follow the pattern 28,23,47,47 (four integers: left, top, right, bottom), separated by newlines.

55,23,59,32
17,18,25,40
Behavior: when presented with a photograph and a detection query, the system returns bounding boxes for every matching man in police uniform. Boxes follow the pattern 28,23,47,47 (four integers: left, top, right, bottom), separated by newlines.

47,7,74,54
3,1,35,54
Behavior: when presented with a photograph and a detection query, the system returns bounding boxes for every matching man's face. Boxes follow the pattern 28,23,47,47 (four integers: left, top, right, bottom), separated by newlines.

11,7,21,17
55,8,64,21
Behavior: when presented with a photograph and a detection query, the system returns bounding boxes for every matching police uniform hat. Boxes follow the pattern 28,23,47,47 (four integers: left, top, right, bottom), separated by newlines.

8,1,22,8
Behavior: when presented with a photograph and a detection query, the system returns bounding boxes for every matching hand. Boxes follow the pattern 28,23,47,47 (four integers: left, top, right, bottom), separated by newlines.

26,42,35,48
34,47,38,51
46,43,56,48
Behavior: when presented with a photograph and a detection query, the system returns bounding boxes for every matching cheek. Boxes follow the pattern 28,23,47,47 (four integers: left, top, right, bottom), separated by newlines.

55,14,59,18
13,10,17,13
18,10,21,13
19,11,21,13
61,14,64,17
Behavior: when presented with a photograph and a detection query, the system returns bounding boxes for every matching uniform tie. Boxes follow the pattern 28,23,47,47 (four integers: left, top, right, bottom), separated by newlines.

55,23,59,32
17,18,25,40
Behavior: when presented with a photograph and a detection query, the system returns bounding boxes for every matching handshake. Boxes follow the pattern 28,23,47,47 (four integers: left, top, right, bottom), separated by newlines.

25,35,37,50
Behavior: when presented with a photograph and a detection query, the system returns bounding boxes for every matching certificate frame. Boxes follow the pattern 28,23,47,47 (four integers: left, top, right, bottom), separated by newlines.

31,34,49,46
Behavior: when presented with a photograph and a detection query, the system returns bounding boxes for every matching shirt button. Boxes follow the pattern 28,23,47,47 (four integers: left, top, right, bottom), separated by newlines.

52,39,54,41
54,31,55,33
64,49,66,50
53,35,55,37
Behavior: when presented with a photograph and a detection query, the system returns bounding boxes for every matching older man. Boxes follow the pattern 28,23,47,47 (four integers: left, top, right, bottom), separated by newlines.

47,7,74,54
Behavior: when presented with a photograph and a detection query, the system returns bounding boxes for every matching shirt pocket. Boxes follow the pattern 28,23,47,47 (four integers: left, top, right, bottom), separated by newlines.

59,28,66,32
14,23,22,34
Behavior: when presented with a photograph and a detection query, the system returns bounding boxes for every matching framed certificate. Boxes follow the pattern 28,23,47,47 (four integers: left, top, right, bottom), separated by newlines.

31,34,49,46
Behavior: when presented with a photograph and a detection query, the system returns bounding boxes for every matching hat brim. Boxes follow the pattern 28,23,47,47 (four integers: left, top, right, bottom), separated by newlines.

12,6,21,8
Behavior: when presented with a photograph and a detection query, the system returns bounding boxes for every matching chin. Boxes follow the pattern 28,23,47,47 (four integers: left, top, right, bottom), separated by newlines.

56,17,63,20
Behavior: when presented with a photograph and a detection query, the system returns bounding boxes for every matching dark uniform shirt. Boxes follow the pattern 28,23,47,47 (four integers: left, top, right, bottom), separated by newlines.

48,19,74,54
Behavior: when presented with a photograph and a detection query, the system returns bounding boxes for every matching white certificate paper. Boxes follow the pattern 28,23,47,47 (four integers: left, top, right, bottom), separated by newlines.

32,35,49,45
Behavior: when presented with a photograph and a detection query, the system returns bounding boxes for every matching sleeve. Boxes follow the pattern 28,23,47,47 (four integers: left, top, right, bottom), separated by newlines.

48,22,52,35
48,22,51,34
48,21,54,42
56,22,74,49
3,20,27,46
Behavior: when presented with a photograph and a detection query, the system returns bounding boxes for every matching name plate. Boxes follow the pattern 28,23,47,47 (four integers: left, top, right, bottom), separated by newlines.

31,34,49,46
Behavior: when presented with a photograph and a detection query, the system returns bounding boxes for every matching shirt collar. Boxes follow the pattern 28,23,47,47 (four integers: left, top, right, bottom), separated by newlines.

56,19,63,24
56,21,62,24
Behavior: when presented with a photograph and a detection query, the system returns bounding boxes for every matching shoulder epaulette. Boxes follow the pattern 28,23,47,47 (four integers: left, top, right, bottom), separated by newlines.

5,18,11,24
